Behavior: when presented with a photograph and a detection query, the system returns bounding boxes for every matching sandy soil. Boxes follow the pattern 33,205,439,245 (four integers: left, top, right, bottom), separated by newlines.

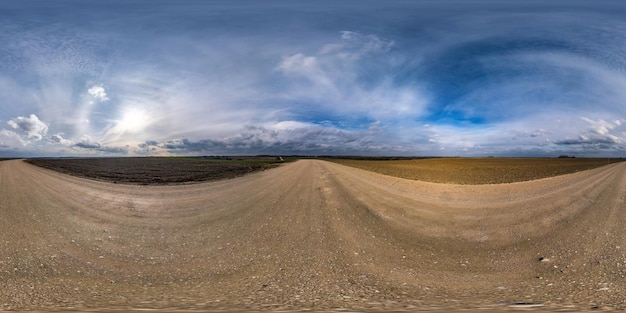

1,159,625,312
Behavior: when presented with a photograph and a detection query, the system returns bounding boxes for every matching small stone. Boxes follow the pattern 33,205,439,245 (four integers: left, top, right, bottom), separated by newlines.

509,303,544,308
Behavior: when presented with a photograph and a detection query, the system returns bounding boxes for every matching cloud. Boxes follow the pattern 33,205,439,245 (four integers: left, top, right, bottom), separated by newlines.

159,122,400,155
48,133,74,146
529,129,548,138
97,146,128,154
74,138,101,149
1,2,626,157
138,140,159,148
7,114,48,140
554,117,625,150
0,129,26,147
276,53,320,76
274,31,426,120
338,31,395,56
556,137,618,146
136,140,162,154
87,85,109,102
73,137,128,154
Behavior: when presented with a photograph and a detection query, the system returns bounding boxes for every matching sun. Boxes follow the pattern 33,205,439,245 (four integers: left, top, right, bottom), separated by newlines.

118,108,149,133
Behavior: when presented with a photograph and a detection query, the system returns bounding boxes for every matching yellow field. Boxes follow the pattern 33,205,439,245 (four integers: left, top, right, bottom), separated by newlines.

329,157,624,184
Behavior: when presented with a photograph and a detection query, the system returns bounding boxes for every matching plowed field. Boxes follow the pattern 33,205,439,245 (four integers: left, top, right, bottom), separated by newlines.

25,157,281,184
330,158,624,184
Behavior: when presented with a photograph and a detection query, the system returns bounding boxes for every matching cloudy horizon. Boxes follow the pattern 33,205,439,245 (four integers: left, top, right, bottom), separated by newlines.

1,0,626,158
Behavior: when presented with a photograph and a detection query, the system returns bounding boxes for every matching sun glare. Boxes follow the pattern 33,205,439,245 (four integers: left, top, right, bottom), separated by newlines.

118,108,149,133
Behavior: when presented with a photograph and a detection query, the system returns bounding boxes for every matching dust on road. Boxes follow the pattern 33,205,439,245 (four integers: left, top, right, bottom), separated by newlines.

1,159,625,311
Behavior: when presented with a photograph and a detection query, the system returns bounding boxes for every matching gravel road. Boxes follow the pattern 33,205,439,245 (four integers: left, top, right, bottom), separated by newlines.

1,159,625,312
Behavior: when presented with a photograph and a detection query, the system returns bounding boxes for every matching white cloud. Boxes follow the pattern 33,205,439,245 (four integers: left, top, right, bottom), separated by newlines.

275,31,426,120
7,114,48,140
580,117,622,137
339,31,394,57
48,133,73,146
87,85,109,102
275,53,335,91
0,129,27,147
554,117,625,149
270,120,313,131
276,53,319,74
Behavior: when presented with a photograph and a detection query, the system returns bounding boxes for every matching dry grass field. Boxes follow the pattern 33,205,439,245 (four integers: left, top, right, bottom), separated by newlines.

2,157,626,312
329,157,625,184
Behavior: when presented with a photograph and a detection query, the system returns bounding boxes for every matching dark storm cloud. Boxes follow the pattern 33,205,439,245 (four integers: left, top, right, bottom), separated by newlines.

74,139,127,154
74,141,101,149
161,125,386,155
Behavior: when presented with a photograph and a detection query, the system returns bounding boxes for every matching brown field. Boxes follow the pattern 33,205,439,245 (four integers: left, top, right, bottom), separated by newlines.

26,157,282,185
1,158,626,312
329,157,625,184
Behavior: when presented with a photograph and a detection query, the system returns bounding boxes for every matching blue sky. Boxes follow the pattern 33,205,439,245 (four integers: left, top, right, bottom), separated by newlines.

1,0,626,157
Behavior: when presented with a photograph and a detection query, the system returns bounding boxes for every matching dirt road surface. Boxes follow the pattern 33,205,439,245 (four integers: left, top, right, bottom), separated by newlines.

1,159,625,312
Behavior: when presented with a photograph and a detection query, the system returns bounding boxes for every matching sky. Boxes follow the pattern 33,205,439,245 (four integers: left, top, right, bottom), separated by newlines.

1,0,626,157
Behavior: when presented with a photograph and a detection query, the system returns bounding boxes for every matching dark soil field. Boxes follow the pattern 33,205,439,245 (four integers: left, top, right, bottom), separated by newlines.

329,157,625,184
26,157,283,185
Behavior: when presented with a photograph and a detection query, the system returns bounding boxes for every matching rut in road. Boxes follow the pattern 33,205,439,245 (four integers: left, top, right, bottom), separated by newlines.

0,159,625,310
